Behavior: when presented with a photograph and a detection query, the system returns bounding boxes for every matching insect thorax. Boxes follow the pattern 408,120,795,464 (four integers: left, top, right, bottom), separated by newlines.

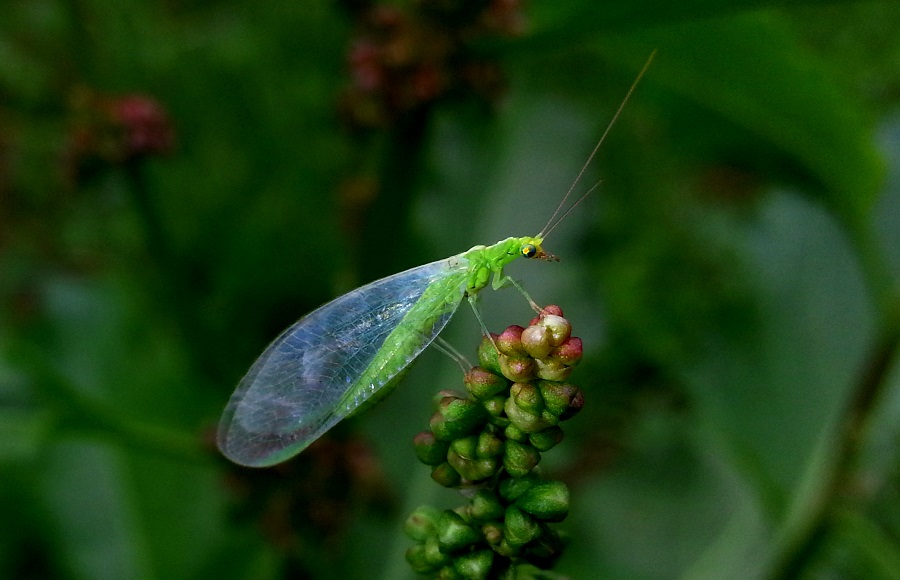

461,236,544,294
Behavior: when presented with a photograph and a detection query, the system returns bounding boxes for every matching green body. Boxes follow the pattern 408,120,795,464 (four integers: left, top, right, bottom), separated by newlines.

217,235,550,467
340,236,548,415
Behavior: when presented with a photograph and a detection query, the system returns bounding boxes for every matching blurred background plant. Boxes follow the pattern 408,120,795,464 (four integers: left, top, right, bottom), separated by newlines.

2,0,900,579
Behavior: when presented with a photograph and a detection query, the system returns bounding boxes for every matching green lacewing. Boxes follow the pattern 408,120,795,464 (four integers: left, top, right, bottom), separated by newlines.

217,52,655,467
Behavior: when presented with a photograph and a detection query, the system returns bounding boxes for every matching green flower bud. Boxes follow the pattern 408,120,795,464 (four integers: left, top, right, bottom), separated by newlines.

475,458,499,481
431,462,462,487
464,367,508,400
447,449,497,482
496,325,527,357
481,521,504,547
528,426,564,452
504,505,541,547
503,421,528,442
405,544,438,574
450,435,479,460
540,409,560,427
452,505,472,522
405,505,442,541
430,397,489,441
505,397,552,434
453,549,494,579
436,566,463,580
534,357,572,382
438,509,482,553
414,431,450,465
515,481,570,522
470,489,505,521
511,382,544,415
423,534,452,567
482,396,507,417
503,439,541,477
521,324,553,359
551,336,583,366
476,430,505,458
445,450,471,478
495,538,521,557
498,355,534,382
477,334,502,374
523,525,564,568
538,381,583,420
433,390,465,408
489,414,511,429
539,314,571,346
439,396,483,422
499,473,539,502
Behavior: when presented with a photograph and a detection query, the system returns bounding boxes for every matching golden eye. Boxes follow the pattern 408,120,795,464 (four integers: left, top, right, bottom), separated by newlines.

522,244,537,258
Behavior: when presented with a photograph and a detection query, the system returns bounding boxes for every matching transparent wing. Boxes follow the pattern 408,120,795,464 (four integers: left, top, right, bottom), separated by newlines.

217,256,469,467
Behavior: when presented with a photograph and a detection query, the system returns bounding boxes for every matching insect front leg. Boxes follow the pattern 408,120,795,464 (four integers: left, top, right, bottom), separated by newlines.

491,273,541,313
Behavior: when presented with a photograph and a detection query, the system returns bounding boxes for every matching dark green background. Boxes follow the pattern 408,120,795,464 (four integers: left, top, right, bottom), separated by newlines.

2,0,900,578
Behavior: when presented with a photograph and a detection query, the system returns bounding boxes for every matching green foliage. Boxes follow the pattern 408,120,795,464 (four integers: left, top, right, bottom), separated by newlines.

2,0,900,579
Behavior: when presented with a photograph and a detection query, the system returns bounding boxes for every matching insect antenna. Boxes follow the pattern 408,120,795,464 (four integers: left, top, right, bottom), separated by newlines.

541,180,602,240
538,49,657,239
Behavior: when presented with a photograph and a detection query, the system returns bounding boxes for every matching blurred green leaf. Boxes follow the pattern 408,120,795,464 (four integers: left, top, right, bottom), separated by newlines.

39,441,153,580
0,406,54,462
591,14,883,229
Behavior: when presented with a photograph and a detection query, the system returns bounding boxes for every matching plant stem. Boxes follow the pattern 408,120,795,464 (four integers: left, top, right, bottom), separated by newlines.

770,296,900,579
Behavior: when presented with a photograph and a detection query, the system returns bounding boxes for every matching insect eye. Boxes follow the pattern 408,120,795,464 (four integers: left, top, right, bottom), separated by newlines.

522,244,537,258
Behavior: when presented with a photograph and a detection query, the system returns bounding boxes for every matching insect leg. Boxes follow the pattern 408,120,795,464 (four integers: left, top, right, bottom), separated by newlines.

492,275,541,313
467,294,499,350
432,336,472,372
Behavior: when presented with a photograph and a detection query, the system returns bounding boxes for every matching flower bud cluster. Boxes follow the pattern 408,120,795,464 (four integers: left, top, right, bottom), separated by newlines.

339,1,526,130
406,305,583,578
67,89,175,183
